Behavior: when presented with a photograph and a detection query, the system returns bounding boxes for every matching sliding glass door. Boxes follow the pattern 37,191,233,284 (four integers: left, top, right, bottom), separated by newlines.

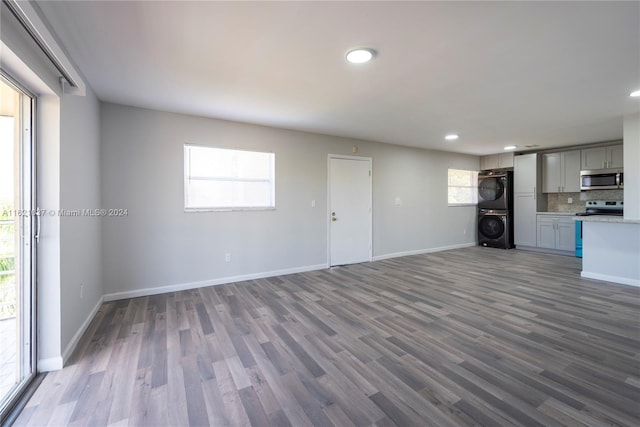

0,74,36,421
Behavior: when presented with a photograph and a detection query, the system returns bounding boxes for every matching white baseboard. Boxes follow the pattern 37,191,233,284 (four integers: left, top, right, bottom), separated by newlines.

51,263,326,370
372,242,476,262
103,263,329,302
60,295,105,366
38,356,63,372
581,271,640,287
515,246,575,256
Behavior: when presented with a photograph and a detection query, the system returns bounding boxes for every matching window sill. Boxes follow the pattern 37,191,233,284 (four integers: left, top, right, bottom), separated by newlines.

184,207,276,213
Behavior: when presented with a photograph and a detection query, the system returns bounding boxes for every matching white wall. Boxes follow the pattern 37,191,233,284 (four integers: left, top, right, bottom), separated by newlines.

623,113,640,220
101,103,478,297
59,87,103,359
582,221,640,287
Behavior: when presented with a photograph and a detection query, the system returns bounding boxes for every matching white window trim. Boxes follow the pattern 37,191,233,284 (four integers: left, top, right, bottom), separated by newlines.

183,144,276,212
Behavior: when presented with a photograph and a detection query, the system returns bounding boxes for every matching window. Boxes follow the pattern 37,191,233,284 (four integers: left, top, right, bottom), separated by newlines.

448,169,478,205
184,145,275,210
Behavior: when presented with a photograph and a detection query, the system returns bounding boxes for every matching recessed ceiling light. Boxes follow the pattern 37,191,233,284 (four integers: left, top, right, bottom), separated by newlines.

445,134,459,140
630,90,640,97
346,48,375,64
504,145,517,151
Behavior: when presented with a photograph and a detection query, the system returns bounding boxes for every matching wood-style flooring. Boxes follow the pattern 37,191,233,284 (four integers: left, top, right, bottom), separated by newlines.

14,247,640,426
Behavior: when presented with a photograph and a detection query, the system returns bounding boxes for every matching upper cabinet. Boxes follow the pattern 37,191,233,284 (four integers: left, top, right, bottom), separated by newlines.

608,145,624,168
514,153,538,194
542,150,581,193
480,152,514,170
581,144,623,170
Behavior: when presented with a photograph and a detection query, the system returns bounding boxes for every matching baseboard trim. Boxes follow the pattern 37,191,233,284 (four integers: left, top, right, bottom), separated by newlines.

37,356,63,372
103,263,330,302
60,295,105,367
372,242,476,262
515,246,575,257
581,271,640,287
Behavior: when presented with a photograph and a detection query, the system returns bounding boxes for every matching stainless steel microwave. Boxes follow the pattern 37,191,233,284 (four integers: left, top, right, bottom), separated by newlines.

580,168,623,190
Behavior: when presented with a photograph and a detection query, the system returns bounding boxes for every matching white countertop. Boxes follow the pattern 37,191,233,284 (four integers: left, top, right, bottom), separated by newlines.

574,215,640,224
536,212,579,216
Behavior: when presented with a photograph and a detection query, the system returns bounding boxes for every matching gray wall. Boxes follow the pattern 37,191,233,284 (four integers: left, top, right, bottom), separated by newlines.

60,87,103,351
101,103,478,296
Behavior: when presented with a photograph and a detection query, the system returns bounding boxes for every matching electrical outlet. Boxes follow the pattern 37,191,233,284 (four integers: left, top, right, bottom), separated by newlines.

225,253,231,262
311,200,316,208
567,197,573,204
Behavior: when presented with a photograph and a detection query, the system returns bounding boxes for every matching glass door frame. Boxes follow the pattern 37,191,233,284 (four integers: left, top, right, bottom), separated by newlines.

0,70,37,423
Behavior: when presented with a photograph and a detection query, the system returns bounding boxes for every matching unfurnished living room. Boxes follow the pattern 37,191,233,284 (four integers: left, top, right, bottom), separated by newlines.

0,1,639,426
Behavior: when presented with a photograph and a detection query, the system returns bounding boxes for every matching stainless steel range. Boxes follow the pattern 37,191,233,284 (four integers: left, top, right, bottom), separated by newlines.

575,200,623,216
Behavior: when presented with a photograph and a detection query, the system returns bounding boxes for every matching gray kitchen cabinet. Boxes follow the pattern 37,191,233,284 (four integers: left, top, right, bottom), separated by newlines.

581,144,623,170
537,220,556,249
557,221,575,251
480,152,514,170
514,153,543,248
542,150,581,193
514,193,537,247
608,145,624,168
536,215,574,252
480,154,498,170
514,153,537,193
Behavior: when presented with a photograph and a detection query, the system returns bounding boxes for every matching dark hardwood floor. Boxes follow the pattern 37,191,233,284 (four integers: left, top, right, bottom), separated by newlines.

14,247,640,426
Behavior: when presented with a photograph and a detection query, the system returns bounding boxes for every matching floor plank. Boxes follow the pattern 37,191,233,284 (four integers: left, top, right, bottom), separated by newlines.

15,247,640,426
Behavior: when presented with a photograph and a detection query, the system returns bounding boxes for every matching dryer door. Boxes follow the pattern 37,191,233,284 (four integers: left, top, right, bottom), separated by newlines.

478,176,505,204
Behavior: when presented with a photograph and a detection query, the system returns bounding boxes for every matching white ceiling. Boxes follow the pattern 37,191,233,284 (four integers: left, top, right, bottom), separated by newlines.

36,1,640,155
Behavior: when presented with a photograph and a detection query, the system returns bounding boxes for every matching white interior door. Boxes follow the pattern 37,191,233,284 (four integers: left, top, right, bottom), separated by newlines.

329,156,372,266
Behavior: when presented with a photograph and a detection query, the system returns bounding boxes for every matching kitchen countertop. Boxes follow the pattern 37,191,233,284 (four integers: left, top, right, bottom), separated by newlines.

574,215,640,224
536,212,579,216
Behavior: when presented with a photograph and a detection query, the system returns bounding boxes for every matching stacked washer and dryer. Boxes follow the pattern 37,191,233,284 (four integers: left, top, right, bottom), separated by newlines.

477,171,515,249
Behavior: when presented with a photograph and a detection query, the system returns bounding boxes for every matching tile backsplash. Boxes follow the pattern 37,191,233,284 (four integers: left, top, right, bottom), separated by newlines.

547,190,624,213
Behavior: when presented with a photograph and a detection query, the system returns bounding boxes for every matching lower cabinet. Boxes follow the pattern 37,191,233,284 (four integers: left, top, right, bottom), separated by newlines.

514,193,537,247
536,215,575,252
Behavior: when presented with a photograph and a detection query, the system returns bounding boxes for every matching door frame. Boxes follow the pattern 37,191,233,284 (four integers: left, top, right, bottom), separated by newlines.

0,70,37,423
327,154,373,267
